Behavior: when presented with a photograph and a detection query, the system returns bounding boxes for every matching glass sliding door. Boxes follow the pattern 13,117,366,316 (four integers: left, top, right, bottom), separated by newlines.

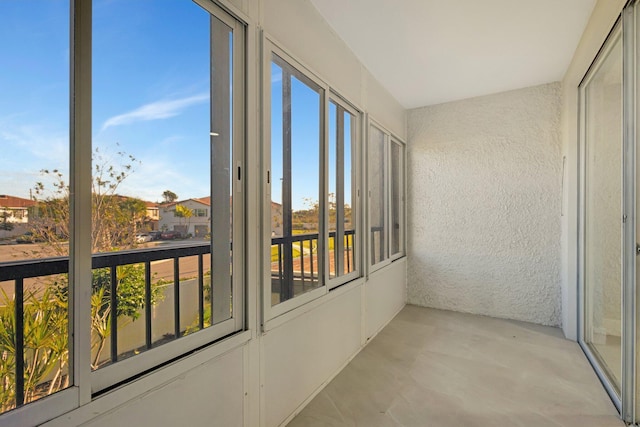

580,23,623,394
580,4,640,422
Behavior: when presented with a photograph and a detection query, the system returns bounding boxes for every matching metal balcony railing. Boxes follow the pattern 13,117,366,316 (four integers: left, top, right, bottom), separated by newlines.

0,243,210,408
0,230,358,410
270,230,355,300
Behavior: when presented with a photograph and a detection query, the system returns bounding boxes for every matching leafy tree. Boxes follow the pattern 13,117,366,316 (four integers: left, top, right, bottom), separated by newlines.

0,146,165,408
174,204,193,235
0,287,68,411
32,148,145,255
162,190,178,203
88,265,164,368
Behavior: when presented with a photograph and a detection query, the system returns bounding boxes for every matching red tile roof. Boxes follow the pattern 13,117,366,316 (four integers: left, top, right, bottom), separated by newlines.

0,195,36,208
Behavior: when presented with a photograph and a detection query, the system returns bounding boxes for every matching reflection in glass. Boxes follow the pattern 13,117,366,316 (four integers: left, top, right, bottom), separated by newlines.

583,29,622,392
391,141,402,256
328,101,356,279
270,55,322,305
369,125,387,265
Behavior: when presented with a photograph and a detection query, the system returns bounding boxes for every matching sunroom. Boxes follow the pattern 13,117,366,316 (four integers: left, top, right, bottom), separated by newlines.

0,0,636,426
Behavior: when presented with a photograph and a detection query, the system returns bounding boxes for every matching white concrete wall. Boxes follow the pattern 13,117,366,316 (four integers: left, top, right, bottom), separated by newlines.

82,347,245,427
263,285,362,427
36,0,408,426
406,82,562,326
366,259,407,340
560,0,626,340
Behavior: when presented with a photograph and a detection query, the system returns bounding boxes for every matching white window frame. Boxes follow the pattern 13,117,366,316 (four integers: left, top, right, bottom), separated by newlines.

577,15,628,418
0,2,247,423
367,118,406,274
0,2,87,425
327,94,362,290
262,39,327,320
389,137,406,261
261,36,364,321
91,0,246,393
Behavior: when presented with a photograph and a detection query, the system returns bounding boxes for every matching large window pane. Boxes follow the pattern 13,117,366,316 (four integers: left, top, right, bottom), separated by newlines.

270,55,322,306
91,0,235,371
582,28,622,392
390,141,403,256
0,1,71,413
328,101,357,280
369,125,387,265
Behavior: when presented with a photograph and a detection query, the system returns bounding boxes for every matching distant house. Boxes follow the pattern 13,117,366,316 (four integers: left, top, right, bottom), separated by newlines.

271,201,283,237
159,197,211,237
0,194,36,224
144,201,160,230
158,197,283,238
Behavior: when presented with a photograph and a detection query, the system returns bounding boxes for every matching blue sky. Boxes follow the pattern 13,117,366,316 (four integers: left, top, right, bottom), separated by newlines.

1,0,352,212
1,0,213,203
271,63,353,211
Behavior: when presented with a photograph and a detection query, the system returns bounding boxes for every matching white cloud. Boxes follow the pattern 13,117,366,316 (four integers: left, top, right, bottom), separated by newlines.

0,119,69,199
101,93,209,130
271,70,283,84
0,121,68,166
117,157,209,202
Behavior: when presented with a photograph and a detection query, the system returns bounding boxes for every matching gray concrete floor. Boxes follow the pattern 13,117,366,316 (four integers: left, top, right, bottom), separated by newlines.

289,305,624,427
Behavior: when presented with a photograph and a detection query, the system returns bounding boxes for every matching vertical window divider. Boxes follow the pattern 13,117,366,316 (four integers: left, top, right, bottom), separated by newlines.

320,83,330,292
71,0,93,403
622,4,637,422
335,105,346,277
281,68,293,303
327,95,361,289
385,133,391,261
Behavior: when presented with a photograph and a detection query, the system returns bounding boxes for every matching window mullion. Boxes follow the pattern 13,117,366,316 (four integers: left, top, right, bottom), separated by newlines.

210,14,233,323
281,70,294,302
384,134,390,260
70,0,93,404
335,105,345,276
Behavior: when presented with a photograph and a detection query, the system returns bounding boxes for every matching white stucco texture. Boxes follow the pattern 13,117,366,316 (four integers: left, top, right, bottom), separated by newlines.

407,82,562,326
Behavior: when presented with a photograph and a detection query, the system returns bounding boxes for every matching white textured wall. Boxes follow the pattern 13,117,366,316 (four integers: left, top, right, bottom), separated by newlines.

407,82,562,326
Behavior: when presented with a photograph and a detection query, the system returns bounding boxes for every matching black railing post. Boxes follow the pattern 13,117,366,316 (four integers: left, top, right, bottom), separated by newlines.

332,232,338,277
310,238,314,282
350,231,355,271
173,258,180,338
198,254,204,330
345,232,351,273
15,278,24,407
300,240,305,289
110,266,118,363
144,261,152,349
277,244,284,292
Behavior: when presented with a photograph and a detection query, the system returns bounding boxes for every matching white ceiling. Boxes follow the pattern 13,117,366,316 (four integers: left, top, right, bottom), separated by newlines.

309,0,597,109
